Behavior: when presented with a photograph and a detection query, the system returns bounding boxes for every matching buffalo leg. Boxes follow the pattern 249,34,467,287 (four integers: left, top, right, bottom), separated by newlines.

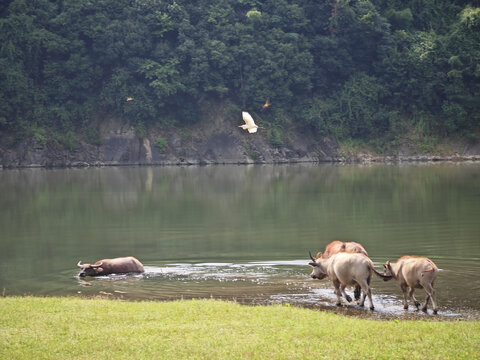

359,286,374,310
431,290,438,314
422,284,438,314
354,285,361,301
340,285,352,302
421,294,430,312
401,284,409,309
359,291,366,307
333,281,342,306
357,280,373,309
366,286,374,310
334,288,342,306
358,283,366,307
408,287,421,309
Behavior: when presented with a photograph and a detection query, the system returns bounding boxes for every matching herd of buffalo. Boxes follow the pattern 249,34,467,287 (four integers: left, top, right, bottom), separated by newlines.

307,241,438,314
76,240,439,314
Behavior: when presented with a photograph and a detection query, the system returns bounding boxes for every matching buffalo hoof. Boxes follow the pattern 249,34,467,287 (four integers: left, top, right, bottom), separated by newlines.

415,301,421,308
421,307,428,313
354,288,361,301
335,302,342,307
403,305,408,310
433,309,438,315
370,306,374,311
345,295,352,303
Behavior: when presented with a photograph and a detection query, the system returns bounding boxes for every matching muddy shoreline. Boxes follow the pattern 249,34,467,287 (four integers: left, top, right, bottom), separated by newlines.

2,152,480,170
65,292,475,321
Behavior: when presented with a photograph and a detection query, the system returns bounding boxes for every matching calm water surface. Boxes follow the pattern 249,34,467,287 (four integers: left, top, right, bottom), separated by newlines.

1,163,479,319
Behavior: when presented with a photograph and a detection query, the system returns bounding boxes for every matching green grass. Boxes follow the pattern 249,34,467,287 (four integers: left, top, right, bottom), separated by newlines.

1,297,479,359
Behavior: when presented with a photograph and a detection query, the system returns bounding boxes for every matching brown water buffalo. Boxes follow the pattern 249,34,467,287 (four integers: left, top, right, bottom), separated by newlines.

316,240,368,260
314,241,368,300
77,256,144,277
383,256,439,314
309,252,390,310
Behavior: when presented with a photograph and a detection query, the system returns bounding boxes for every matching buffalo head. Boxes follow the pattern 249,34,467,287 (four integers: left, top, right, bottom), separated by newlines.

308,251,327,280
382,261,394,281
77,261,104,277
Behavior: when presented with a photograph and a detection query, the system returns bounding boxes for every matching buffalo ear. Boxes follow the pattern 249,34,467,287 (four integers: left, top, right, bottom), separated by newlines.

315,252,322,259
95,267,104,274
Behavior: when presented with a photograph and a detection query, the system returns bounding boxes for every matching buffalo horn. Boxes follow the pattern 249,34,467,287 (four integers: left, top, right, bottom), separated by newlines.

91,262,103,268
77,261,83,268
309,251,316,262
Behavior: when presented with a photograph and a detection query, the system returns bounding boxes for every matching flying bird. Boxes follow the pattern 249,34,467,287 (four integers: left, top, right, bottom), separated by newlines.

261,98,271,111
126,97,134,102
239,111,261,133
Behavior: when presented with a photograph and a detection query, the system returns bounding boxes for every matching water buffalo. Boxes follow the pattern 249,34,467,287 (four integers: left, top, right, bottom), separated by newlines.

309,251,390,310
383,256,439,314
316,240,368,260
314,241,368,300
77,256,144,277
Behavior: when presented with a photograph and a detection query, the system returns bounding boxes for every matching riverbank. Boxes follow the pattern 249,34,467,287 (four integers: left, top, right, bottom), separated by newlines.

1,297,478,359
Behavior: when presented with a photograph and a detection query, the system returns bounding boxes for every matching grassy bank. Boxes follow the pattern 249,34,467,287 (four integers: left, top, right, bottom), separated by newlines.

1,297,479,359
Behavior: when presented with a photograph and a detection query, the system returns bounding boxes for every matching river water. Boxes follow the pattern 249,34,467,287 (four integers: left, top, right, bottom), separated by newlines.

1,163,479,319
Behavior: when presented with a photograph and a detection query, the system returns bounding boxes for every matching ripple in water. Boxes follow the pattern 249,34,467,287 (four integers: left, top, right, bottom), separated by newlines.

74,260,477,320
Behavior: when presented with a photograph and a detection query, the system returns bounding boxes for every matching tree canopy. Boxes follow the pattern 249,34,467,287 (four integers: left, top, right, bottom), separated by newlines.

0,0,479,147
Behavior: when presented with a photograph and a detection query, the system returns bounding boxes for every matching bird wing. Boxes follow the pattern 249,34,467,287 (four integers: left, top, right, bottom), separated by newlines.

242,111,256,127
248,127,258,133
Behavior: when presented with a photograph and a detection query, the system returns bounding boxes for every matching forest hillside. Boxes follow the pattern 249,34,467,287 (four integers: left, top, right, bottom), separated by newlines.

1,0,479,166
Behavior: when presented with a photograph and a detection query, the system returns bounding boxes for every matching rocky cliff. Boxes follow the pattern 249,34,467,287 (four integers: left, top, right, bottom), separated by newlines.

0,105,339,168
1,104,479,168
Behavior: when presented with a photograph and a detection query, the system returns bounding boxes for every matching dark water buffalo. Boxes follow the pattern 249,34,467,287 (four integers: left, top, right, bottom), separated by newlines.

383,255,439,314
77,256,144,277
309,252,390,310
313,241,369,300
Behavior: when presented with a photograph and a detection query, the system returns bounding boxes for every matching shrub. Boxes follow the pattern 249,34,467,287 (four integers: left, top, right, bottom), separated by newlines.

83,126,104,146
154,136,167,153
267,127,284,148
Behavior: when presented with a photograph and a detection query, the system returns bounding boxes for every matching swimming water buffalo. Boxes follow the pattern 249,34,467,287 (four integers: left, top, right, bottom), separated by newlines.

77,256,144,277
383,256,439,314
313,241,369,300
309,251,390,310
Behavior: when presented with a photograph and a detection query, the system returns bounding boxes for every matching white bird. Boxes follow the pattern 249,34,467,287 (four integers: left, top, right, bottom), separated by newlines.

239,111,261,133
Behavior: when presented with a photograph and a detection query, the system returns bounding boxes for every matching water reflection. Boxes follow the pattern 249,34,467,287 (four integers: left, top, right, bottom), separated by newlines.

0,163,479,319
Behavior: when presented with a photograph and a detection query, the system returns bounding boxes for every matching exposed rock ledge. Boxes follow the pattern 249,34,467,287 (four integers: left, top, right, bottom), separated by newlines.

1,107,479,168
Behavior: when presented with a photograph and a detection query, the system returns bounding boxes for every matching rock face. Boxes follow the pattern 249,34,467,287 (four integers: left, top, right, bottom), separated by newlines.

1,105,479,168
0,107,338,168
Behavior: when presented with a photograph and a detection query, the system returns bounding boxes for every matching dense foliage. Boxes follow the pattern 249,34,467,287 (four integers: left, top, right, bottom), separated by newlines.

0,0,479,148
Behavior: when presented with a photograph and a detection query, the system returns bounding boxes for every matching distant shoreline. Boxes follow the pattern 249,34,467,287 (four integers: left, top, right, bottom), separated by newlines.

2,154,480,169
